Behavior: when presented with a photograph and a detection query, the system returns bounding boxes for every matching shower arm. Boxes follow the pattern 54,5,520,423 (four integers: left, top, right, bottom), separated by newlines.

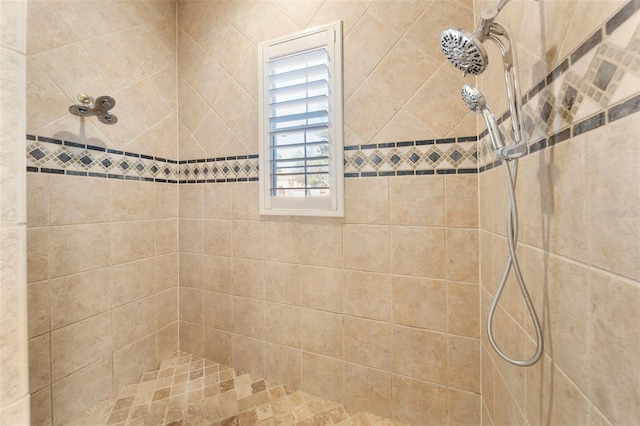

485,22,528,159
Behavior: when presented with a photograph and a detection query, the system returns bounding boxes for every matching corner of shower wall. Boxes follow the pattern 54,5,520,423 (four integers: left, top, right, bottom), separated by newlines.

476,1,640,425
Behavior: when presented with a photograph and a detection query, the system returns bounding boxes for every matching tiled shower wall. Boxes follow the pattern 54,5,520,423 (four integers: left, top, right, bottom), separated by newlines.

475,1,640,425
176,1,482,425
25,2,179,425
0,1,30,424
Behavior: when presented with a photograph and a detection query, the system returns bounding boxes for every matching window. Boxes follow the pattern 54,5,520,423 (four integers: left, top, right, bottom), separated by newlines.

258,22,344,217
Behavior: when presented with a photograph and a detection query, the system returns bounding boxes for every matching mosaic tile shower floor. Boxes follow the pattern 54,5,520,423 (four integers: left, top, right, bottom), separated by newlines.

68,352,406,426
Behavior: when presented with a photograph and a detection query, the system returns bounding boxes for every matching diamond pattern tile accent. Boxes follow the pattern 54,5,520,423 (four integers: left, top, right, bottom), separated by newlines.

26,137,179,181
67,352,407,426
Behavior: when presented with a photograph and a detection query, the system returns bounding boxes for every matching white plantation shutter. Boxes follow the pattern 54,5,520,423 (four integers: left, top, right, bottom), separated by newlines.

258,23,344,217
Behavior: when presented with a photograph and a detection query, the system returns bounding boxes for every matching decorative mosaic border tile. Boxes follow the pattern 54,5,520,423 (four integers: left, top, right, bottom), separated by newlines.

478,0,640,171
25,135,179,182
479,93,640,172
343,137,478,177
25,1,640,182
177,156,259,183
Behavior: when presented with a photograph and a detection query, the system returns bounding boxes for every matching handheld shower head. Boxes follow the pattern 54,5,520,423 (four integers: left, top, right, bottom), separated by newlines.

440,28,488,76
461,83,487,112
460,84,505,153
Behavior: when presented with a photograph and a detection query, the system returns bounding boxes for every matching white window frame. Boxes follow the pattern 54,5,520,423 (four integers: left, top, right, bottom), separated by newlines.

258,22,344,217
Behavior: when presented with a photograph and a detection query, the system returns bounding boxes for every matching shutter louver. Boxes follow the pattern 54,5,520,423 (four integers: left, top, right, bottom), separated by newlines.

267,48,331,197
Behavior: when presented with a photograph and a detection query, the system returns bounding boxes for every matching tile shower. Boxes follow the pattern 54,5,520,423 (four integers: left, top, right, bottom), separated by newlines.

0,0,635,425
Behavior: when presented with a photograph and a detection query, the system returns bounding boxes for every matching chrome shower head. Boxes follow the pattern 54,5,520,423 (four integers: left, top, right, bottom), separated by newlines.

440,28,489,76
460,84,505,153
461,83,487,112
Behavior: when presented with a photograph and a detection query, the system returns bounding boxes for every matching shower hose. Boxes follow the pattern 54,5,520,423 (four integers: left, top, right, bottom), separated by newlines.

486,157,544,367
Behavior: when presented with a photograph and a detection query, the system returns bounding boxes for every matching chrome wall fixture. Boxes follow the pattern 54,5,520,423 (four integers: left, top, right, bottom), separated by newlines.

440,0,544,367
69,93,118,124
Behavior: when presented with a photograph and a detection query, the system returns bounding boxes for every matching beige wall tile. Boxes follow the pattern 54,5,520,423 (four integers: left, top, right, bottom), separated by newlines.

179,321,203,358
30,386,52,426
586,117,640,281
157,287,178,329
29,334,50,393
517,139,589,264
113,333,157,389
343,270,390,321
111,258,154,308
231,335,264,377
179,253,203,289
391,275,447,332
264,303,300,349
343,363,392,418
232,220,263,260
405,65,471,136
49,176,109,225
233,297,265,340
179,218,203,253
445,175,478,228
589,270,640,425
203,291,232,331
344,177,389,225
264,221,343,268
28,281,50,338
231,182,259,221
390,226,445,279
27,227,48,283
343,224,389,273
50,312,112,382
393,325,447,385
179,184,203,218
344,10,401,79
481,344,495,423
203,327,232,366
111,221,154,265
179,287,203,325
50,268,111,329
51,357,113,426
448,335,480,393
447,281,480,338
446,228,479,283
300,266,342,314
155,183,178,219
156,252,178,291
301,309,342,358
203,219,231,256
389,176,444,226
545,255,590,391
112,297,155,350
526,355,590,426
27,173,49,227
391,375,448,426
448,388,481,426
203,255,232,294
204,183,232,219
110,180,155,222
264,262,302,306
301,352,343,403
232,258,263,299
368,37,439,105
155,219,177,255
265,343,301,390
343,316,391,371
157,321,178,362
344,77,401,143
